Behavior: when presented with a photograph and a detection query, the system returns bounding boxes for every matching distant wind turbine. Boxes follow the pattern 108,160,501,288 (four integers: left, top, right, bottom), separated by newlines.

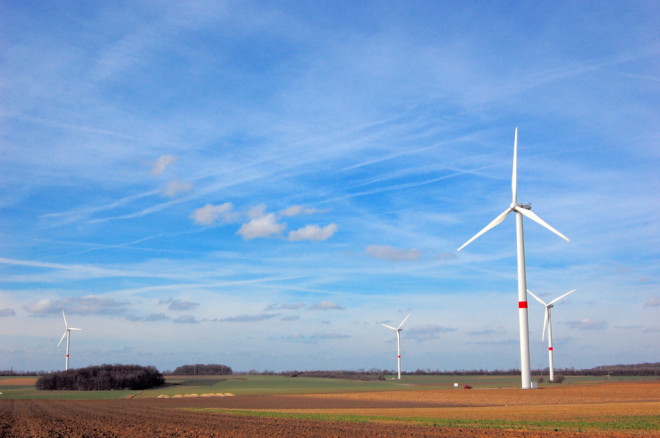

457,128,570,389
382,314,410,380
527,288,575,382
57,310,82,371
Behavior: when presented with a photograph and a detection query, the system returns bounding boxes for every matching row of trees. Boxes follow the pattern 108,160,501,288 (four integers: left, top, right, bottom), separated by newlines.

553,362,660,376
238,362,660,379
170,364,232,375
0,370,40,376
36,364,164,391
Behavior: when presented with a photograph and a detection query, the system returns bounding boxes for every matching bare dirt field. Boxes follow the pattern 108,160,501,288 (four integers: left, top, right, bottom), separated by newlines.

0,381,658,437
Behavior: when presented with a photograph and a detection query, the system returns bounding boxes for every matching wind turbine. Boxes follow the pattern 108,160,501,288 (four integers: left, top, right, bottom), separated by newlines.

57,310,82,371
382,314,410,380
527,288,575,382
457,128,569,389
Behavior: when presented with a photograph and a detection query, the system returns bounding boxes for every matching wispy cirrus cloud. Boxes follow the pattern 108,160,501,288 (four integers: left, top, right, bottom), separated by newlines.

24,296,129,316
163,179,193,197
365,245,420,261
309,300,343,310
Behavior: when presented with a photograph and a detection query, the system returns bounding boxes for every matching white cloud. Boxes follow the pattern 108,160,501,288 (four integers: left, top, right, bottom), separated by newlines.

565,319,608,331
174,315,199,324
305,333,350,344
151,155,177,176
309,300,343,310
288,224,338,242
127,313,169,322
191,202,235,226
237,206,285,239
406,324,456,342
365,245,420,261
0,308,16,317
279,205,325,217
282,332,350,344
159,299,199,311
217,313,280,322
265,303,306,311
163,179,193,197
24,296,129,316
644,296,660,307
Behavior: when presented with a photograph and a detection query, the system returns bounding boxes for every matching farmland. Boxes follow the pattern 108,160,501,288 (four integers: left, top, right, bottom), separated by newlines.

1,375,658,436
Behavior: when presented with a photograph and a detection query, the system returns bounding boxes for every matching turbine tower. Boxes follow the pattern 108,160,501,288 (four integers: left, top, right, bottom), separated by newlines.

57,310,82,371
527,288,575,382
382,314,410,380
457,128,569,389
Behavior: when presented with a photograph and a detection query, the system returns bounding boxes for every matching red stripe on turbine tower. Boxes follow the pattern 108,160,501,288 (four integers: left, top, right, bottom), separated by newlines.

518,301,527,308
398,355,401,358
548,347,553,351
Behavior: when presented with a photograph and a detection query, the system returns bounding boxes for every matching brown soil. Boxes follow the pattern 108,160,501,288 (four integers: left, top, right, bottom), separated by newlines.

0,381,658,437
0,378,38,386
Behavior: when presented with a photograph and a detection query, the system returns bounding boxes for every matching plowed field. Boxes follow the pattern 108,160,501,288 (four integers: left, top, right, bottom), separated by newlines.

1,381,658,437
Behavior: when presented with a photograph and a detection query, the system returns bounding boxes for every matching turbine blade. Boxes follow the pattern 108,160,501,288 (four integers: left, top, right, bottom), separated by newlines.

457,207,513,251
62,310,68,329
382,324,397,330
515,206,570,242
512,127,518,204
398,314,410,329
526,289,547,306
542,308,549,342
69,328,82,331
57,331,67,348
549,289,576,306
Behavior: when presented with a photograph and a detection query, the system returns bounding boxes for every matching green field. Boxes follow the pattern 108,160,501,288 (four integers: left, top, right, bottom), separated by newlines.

1,374,655,400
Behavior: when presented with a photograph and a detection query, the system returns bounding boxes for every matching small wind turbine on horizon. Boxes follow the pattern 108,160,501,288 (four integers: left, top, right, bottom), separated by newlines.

527,288,575,382
457,128,570,389
382,314,410,380
57,310,82,371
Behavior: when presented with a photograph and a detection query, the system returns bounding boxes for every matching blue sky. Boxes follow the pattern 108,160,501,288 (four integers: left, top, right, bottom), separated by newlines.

1,1,658,373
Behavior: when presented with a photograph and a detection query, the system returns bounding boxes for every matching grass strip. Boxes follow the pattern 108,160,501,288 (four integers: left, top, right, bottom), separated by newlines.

181,408,659,433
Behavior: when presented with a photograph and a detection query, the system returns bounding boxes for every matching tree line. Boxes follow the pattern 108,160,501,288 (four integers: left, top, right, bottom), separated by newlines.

238,362,660,379
36,364,164,391
169,364,232,375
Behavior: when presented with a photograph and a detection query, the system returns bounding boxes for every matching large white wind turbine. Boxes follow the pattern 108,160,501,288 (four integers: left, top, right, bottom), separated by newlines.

382,314,410,380
457,128,569,389
527,288,575,382
57,310,82,371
